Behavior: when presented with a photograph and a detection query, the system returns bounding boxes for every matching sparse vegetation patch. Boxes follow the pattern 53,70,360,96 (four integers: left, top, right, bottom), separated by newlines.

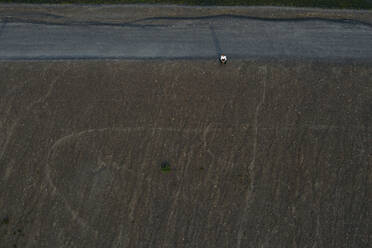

1,216,9,225
160,161,171,172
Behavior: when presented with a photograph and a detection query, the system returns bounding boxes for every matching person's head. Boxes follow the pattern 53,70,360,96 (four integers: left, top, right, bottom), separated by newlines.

220,55,227,63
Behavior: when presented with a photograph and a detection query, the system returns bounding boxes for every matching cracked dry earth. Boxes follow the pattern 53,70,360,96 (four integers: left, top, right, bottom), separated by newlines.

0,60,371,247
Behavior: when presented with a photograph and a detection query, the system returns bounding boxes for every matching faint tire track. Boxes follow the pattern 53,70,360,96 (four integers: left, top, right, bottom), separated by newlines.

45,126,233,235
236,66,267,248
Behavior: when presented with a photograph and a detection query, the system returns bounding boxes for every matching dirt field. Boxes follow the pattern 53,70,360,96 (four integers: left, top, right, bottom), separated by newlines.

0,60,371,247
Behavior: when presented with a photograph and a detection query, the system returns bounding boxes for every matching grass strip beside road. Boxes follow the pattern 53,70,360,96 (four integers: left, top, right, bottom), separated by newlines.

0,0,372,10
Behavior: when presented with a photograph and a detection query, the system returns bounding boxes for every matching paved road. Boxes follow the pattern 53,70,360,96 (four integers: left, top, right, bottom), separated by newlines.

0,11,372,60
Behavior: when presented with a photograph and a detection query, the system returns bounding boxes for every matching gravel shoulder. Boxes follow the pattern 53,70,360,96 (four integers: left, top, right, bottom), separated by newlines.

1,4,372,27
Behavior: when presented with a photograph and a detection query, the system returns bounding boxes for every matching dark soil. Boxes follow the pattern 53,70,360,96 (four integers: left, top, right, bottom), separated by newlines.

0,60,371,247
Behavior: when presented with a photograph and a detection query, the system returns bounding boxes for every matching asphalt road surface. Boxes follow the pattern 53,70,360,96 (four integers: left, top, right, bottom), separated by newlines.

1,12,372,60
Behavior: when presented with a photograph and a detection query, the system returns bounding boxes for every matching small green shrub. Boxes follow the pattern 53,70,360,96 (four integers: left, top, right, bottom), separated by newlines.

161,166,171,172
2,216,9,225
160,161,171,172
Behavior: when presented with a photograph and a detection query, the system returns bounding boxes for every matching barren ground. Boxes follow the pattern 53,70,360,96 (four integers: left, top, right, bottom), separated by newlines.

0,60,371,247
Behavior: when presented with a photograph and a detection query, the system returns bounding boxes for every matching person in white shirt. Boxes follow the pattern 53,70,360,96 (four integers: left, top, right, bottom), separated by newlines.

219,54,227,64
